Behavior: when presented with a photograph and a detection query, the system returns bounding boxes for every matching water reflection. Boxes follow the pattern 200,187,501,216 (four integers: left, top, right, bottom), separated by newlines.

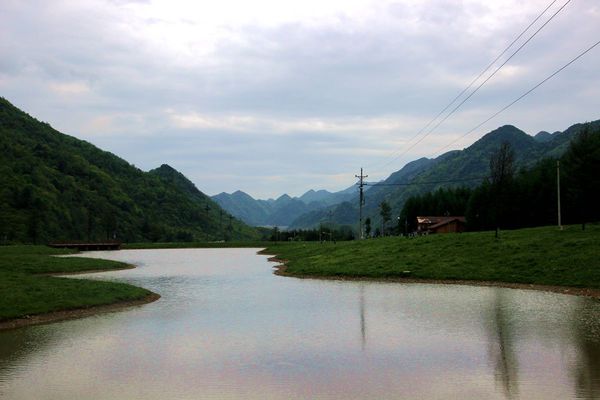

359,284,366,351
571,299,600,400
485,290,519,399
0,249,599,400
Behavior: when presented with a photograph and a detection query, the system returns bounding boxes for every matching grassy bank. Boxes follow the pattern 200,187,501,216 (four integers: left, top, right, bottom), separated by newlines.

264,225,600,290
0,246,155,322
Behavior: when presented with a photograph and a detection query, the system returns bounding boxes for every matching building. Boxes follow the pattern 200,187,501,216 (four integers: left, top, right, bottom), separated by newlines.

416,216,466,234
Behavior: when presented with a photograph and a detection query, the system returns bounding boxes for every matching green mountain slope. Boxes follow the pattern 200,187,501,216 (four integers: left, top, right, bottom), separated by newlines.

212,190,273,226
0,97,258,243
291,120,599,230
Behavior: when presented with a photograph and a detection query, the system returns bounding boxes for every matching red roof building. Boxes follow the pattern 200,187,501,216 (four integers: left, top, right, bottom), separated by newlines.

416,216,466,234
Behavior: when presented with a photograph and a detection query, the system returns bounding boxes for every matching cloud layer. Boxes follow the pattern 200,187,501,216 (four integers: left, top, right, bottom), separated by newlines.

1,0,599,198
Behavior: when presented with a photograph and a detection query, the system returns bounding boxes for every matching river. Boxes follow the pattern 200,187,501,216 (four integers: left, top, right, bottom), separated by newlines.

1,248,599,399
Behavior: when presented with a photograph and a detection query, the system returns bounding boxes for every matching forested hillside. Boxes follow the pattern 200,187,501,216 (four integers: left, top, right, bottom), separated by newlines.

398,124,600,232
0,97,258,243
290,121,599,230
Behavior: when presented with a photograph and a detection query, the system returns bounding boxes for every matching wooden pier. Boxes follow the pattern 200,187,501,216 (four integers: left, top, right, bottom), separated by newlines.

48,242,122,251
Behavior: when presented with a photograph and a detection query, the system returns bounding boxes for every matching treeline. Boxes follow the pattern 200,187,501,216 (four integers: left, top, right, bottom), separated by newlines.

260,225,356,242
399,124,600,232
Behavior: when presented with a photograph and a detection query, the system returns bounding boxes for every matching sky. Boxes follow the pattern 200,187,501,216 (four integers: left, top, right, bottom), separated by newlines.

1,0,599,199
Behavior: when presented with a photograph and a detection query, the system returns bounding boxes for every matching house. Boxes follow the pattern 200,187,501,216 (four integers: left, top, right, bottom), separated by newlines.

416,216,466,234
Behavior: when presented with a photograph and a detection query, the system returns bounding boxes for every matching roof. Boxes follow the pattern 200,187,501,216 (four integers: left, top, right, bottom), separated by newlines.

428,217,466,230
417,216,465,225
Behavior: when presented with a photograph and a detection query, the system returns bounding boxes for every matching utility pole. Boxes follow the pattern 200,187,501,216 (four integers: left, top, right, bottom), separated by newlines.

557,160,562,230
355,168,368,239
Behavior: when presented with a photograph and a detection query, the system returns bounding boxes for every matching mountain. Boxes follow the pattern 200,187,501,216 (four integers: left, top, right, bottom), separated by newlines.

290,121,599,229
287,157,435,229
212,190,320,227
212,190,271,226
298,189,334,204
297,186,359,206
212,183,367,227
534,131,558,142
0,97,258,243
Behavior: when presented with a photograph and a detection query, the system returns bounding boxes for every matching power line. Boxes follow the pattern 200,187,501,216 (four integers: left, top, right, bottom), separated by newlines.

365,176,488,187
431,38,600,157
421,0,572,135
368,0,570,174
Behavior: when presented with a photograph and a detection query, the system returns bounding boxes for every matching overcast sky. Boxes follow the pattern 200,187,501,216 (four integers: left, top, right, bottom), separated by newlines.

1,0,599,199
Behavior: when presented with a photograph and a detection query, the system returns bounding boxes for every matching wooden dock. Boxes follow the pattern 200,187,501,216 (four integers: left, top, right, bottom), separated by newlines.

48,242,122,251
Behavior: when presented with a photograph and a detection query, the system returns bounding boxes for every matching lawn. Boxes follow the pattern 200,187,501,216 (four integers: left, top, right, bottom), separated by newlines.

264,224,600,289
0,246,153,321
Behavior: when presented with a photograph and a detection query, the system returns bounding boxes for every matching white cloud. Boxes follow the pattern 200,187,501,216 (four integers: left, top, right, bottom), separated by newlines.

48,81,91,96
166,110,424,136
1,0,599,198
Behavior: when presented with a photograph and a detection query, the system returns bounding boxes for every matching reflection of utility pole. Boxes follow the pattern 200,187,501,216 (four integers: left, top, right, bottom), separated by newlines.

486,290,519,399
355,168,368,239
360,285,366,351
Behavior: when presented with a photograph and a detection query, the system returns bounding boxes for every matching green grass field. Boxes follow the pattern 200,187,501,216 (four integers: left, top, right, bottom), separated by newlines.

6,224,594,323
264,224,600,289
0,246,153,321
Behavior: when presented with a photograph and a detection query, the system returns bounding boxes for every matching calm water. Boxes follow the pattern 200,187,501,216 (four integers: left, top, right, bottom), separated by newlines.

1,248,600,399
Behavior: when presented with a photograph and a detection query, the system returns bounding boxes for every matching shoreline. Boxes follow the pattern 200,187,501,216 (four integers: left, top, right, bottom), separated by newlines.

264,255,600,300
40,263,137,276
0,293,160,331
1,260,160,331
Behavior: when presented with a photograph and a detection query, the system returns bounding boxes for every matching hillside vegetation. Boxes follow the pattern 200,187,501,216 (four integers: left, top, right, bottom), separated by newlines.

0,97,258,244
397,125,600,233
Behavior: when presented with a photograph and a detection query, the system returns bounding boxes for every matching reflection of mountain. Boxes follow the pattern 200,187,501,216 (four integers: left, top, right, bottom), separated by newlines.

571,299,600,400
485,290,519,399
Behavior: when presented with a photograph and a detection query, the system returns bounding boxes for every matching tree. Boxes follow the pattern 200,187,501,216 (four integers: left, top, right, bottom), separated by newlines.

562,125,600,228
364,217,372,238
270,226,280,242
490,141,515,187
379,201,391,236
489,141,515,238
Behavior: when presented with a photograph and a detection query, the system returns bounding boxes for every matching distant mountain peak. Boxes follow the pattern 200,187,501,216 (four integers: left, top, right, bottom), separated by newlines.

156,163,175,171
276,193,292,201
534,130,560,143
468,124,535,155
